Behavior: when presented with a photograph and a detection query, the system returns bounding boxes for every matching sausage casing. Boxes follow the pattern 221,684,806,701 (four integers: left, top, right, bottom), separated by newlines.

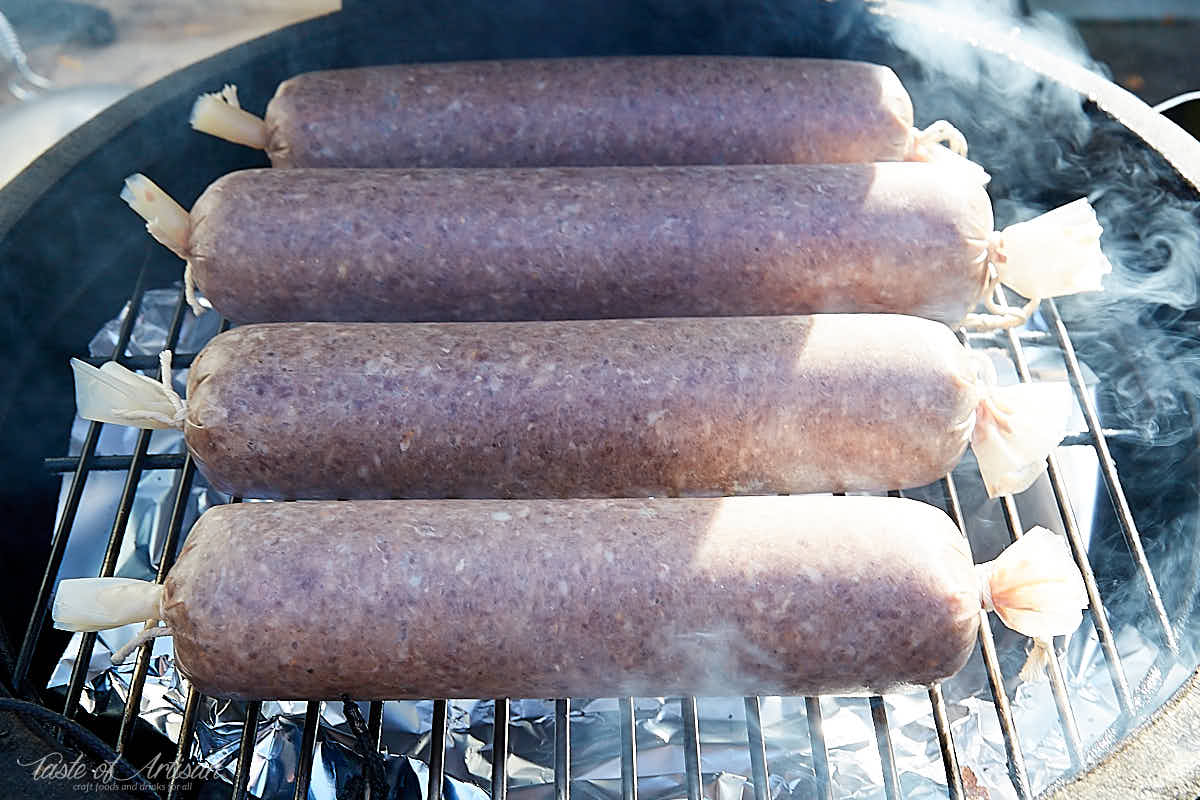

163,496,979,699
261,57,914,168
183,315,978,500
188,163,992,326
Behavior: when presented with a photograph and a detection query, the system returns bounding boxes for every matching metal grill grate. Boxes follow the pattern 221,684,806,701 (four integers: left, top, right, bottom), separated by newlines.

15,262,1187,800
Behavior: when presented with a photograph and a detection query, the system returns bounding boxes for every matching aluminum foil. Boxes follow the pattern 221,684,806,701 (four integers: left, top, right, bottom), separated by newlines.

47,289,1199,800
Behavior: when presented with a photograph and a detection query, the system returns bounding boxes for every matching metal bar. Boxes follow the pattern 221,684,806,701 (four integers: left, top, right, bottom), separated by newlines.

1044,451,1136,718
13,266,153,692
996,494,1085,769
367,701,385,751
491,698,510,800
294,701,322,800
869,696,901,800
942,476,1033,800
555,699,570,800
43,429,1140,475
618,697,638,800
364,700,385,800
64,287,191,719
44,452,189,474
679,697,703,800
804,697,832,800
76,351,197,370
989,290,1134,717
166,686,203,800
62,429,151,719
966,329,1052,346
743,697,770,800
1044,298,1177,653
928,686,964,800
117,455,198,754
1045,656,1085,767
428,699,449,800
1058,429,1146,447
232,701,264,800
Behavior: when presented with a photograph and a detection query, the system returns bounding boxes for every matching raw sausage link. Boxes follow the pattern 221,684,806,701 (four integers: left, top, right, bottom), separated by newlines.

163,496,979,699
261,57,914,168
183,315,978,500
187,163,992,326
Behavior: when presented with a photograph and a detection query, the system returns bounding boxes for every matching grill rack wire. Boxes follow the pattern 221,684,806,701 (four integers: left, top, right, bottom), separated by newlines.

12,261,1188,800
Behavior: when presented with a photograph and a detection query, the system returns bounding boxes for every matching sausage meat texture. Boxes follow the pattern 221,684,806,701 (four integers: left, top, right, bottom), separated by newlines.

179,315,980,500
194,57,922,168
162,496,980,699
178,163,993,326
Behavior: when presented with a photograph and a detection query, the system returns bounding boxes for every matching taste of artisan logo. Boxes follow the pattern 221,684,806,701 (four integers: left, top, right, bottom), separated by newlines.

19,749,219,792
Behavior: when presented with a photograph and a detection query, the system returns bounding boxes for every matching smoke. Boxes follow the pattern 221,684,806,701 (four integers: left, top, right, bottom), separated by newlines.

866,1,1200,445
823,5,1200,795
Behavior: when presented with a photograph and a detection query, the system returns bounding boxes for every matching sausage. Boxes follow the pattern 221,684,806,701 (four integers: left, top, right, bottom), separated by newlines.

124,163,996,326
72,314,1067,500
184,316,976,499
189,57,949,169
52,497,1087,699
159,497,979,698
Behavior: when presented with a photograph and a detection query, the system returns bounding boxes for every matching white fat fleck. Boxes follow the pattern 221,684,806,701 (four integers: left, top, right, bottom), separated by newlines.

638,508,657,518
455,558,466,573
409,575,422,587
491,511,512,522
516,506,532,518
364,358,388,374
646,409,667,425
419,365,434,377
604,550,615,564
446,100,462,112
337,264,348,279
558,580,569,595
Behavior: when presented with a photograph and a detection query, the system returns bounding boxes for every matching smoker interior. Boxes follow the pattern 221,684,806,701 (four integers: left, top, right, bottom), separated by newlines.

0,2,1198,799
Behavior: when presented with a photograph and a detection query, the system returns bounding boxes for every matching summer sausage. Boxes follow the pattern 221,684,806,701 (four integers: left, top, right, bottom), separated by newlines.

51,496,1087,699
125,163,997,325
189,57,959,169
71,314,1066,500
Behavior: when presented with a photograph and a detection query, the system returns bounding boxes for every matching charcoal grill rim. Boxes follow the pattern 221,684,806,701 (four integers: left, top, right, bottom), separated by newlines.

1041,664,1200,799
1,2,1199,799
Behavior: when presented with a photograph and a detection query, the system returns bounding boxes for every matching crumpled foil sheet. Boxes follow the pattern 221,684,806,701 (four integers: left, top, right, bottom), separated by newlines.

48,289,1198,800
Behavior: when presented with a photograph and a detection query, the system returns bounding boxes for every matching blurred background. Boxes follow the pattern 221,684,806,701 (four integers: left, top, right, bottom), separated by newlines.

0,0,340,186
0,0,1196,190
